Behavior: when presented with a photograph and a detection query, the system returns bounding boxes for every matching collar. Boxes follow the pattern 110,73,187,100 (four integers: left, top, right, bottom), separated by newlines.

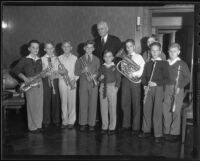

26,54,40,61
63,53,71,58
128,51,137,56
167,57,181,65
103,62,115,68
44,54,55,58
151,57,162,62
86,53,93,58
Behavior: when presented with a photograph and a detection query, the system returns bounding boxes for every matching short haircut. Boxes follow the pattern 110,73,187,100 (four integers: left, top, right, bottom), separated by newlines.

28,39,40,47
149,41,161,50
62,40,72,47
97,21,109,29
44,41,55,47
148,34,157,41
84,40,95,47
103,50,113,56
125,39,135,45
168,43,181,50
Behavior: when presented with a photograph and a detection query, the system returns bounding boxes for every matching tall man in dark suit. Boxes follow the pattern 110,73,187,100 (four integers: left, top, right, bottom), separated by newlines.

94,21,122,63
94,21,122,129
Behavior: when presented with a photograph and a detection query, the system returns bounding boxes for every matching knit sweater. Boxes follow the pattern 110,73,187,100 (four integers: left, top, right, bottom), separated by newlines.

98,63,121,88
142,60,170,86
167,60,190,88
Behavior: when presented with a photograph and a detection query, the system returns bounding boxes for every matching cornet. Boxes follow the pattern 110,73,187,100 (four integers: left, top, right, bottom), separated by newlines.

80,57,98,87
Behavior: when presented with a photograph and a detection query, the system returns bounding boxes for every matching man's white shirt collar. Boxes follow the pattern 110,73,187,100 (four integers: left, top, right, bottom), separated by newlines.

167,57,181,65
102,34,108,43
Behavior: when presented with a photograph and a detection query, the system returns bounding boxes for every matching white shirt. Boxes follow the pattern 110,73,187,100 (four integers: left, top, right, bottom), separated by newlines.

41,54,60,79
167,57,181,66
58,53,79,81
102,34,108,44
121,52,145,83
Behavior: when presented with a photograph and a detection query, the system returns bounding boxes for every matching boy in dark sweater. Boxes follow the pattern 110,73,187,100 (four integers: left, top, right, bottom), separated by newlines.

139,42,170,143
98,50,121,135
163,43,190,142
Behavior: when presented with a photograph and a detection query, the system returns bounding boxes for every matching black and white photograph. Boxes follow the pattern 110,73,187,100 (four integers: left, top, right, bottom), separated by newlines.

1,1,200,160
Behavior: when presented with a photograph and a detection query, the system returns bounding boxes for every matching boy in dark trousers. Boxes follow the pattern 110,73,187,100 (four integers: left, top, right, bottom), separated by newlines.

163,43,190,142
98,50,121,135
139,42,170,143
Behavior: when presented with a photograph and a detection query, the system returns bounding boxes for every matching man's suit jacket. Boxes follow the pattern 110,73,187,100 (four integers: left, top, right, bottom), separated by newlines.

94,34,121,63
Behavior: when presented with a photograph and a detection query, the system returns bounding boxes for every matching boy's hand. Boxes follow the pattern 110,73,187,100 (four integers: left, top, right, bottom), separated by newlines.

148,81,157,87
176,88,180,95
81,67,89,73
99,74,104,80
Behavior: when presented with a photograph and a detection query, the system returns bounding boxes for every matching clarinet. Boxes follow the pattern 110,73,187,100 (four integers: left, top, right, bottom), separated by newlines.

143,61,157,104
171,65,181,113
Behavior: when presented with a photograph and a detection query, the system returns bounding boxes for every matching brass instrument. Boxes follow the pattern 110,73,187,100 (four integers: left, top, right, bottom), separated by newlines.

143,61,157,104
57,57,76,90
171,65,181,113
20,67,51,92
80,57,98,87
116,48,141,83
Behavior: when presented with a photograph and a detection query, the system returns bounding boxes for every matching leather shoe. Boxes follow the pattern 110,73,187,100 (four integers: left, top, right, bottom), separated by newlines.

132,130,140,136
61,124,68,129
88,126,95,131
108,130,115,135
29,129,40,134
154,137,163,143
68,124,74,129
138,132,152,138
80,125,87,131
101,130,107,134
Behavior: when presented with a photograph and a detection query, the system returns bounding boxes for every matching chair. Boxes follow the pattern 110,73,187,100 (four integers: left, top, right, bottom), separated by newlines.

181,89,193,144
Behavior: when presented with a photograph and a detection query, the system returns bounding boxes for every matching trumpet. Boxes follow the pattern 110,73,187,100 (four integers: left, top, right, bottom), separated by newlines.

57,57,76,90
80,57,98,87
20,66,51,92
116,48,141,83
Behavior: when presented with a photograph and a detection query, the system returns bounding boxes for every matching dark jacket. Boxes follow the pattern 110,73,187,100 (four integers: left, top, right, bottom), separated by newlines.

94,34,121,63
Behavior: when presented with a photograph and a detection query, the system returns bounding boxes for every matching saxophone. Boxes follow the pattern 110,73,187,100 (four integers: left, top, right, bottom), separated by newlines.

20,67,51,92
57,57,76,90
80,57,98,87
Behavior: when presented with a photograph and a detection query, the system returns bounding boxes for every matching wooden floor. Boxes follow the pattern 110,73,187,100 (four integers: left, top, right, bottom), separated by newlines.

2,108,199,160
